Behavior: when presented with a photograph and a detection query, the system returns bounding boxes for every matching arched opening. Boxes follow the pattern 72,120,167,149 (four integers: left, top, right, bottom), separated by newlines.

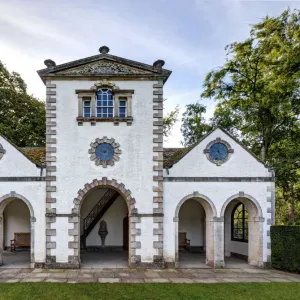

0,193,35,268
175,195,216,268
79,187,129,268
223,195,263,268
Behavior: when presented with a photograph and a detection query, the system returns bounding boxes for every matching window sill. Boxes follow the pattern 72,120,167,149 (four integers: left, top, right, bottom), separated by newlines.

76,116,133,126
231,238,248,243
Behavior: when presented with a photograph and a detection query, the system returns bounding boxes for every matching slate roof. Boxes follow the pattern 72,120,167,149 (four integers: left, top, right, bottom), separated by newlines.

163,147,189,169
20,147,46,167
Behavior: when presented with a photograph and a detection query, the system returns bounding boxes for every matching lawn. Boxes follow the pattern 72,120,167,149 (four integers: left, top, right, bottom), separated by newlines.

0,283,299,300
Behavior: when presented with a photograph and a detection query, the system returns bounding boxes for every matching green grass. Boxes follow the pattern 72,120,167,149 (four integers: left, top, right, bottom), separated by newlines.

0,283,299,300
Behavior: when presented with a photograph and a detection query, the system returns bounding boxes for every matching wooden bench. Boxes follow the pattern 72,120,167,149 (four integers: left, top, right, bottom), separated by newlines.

10,233,30,251
179,232,190,251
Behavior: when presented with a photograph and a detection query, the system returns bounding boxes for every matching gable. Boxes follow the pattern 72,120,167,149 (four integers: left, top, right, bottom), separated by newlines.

0,135,42,177
37,52,171,83
55,59,154,76
166,128,270,178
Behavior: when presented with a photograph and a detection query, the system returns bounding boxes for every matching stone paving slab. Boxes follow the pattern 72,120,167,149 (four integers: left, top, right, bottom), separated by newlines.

98,278,121,283
0,267,298,283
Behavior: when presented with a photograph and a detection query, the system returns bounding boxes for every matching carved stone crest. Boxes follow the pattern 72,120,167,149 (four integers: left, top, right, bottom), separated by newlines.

90,80,119,90
57,60,152,76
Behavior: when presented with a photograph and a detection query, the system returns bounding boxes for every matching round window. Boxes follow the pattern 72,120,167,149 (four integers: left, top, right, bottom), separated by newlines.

95,143,115,161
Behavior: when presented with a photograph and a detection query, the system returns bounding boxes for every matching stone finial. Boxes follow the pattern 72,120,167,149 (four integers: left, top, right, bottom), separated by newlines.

44,59,56,68
153,59,165,69
99,46,110,54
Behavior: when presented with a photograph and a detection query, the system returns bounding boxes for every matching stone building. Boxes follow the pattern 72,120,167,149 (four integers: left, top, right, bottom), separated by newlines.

0,46,274,269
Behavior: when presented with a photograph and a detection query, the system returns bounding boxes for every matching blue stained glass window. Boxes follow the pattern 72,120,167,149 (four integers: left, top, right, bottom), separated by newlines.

96,89,114,118
209,143,228,161
95,143,115,161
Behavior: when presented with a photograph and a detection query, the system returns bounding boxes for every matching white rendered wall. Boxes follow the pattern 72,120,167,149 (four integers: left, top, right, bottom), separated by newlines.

163,128,271,265
0,136,40,176
53,79,156,262
80,189,128,246
4,199,30,247
0,135,46,263
167,128,269,178
163,182,270,264
178,199,205,247
0,182,46,262
227,241,248,256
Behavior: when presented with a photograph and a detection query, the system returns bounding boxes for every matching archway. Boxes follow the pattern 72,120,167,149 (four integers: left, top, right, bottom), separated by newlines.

221,193,263,268
0,192,35,268
174,193,217,268
71,177,138,268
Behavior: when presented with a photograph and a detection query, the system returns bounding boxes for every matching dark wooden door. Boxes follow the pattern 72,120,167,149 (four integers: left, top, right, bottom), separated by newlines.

123,215,129,250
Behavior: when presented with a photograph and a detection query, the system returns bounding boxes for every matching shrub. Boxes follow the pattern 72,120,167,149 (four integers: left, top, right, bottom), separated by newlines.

271,226,300,273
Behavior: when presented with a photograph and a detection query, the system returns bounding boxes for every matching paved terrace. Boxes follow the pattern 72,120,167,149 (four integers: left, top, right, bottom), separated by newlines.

0,268,299,283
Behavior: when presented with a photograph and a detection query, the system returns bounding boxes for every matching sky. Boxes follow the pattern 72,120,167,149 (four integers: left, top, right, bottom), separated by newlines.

1,0,299,147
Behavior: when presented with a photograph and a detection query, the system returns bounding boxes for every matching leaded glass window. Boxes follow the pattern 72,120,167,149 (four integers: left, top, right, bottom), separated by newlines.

231,202,248,242
119,97,127,117
96,89,114,118
83,98,91,118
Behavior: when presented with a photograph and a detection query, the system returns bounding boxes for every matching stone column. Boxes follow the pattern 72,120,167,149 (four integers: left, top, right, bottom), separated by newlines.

248,217,264,267
0,216,3,265
213,217,225,268
30,217,36,268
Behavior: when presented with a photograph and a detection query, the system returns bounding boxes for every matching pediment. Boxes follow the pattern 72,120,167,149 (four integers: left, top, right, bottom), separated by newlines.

56,59,154,76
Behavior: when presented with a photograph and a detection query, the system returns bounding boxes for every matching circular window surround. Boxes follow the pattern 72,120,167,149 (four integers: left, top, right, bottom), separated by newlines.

203,137,234,166
0,143,5,160
88,137,121,168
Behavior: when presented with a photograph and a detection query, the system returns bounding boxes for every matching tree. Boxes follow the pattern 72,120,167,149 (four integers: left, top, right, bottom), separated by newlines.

181,103,212,147
202,9,300,162
0,61,45,147
200,9,300,224
163,105,179,138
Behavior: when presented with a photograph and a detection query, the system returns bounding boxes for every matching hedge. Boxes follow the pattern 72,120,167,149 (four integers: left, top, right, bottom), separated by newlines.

271,226,300,272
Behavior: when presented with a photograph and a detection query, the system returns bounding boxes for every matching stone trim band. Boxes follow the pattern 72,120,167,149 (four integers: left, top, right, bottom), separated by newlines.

0,177,46,181
164,177,274,182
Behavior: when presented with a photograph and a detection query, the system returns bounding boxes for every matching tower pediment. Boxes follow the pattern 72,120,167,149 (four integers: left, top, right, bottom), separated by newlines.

55,59,154,76
37,46,171,83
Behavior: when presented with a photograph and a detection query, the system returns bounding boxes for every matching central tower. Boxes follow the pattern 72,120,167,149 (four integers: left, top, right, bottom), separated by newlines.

38,46,171,268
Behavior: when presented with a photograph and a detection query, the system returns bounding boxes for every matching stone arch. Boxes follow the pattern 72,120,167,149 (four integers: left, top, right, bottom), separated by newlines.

220,193,263,219
221,192,264,267
69,177,139,267
0,191,35,268
174,192,217,267
174,192,217,220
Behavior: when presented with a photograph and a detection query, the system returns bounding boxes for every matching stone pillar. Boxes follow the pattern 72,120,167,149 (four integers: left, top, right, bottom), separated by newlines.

30,217,36,268
248,217,264,267
205,218,214,266
212,217,225,268
0,215,3,265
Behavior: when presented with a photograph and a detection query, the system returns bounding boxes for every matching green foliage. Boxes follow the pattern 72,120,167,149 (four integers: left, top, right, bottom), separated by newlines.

203,10,300,160
163,105,179,137
0,282,300,300
0,61,45,147
198,9,300,225
271,226,300,272
180,103,212,147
